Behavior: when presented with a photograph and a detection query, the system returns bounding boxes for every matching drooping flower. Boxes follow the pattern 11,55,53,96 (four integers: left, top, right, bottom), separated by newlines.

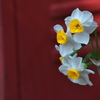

58,55,95,86
90,58,100,67
64,8,98,44
90,58,100,76
53,24,81,57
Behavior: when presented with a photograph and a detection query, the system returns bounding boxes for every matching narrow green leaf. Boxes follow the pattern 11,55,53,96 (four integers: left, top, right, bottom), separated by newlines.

94,30,99,60
82,53,92,63
89,37,96,59
70,49,80,56
86,62,94,67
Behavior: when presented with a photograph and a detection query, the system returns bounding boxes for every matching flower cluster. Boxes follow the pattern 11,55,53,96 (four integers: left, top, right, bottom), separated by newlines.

53,8,99,86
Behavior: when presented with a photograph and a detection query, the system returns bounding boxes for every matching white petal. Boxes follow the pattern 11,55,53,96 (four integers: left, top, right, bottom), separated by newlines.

55,45,60,51
58,65,69,75
80,71,94,86
73,32,89,44
64,16,71,25
71,73,92,86
62,55,76,69
53,24,64,33
83,69,95,74
71,57,83,70
70,77,88,85
69,37,82,50
81,11,93,26
70,78,78,84
68,59,78,69
66,29,72,37
73,42,82,50
62,56,70,67
75,58,84,71
84,21,98,34
77,77,88,85
59,43,73,57
64,55,83,70
71,8,82,20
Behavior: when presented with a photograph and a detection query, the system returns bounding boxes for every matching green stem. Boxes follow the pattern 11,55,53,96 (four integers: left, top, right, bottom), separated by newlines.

89,37,96,59
86,62,94,67
70,44,86,56
82,62,93,69
82,53,92,63
70,49,80,56
94,30,100,60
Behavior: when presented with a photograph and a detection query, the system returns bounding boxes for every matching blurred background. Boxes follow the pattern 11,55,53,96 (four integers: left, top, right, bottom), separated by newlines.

0,0,100,100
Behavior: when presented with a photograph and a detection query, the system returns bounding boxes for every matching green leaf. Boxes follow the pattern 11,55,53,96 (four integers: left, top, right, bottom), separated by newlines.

82,53,92,63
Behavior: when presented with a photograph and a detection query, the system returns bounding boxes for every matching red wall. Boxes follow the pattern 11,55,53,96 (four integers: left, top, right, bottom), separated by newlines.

0,0,100,100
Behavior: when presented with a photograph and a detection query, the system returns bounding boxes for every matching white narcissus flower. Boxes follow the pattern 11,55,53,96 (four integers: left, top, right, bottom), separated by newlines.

90,58,100,67
90,58,100,76
53,24,81,57
64,8,98,44
59,55,95,86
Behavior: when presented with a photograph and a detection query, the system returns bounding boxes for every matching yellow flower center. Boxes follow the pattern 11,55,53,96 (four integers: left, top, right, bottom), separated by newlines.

57,30,68,44
59,56,63,63
67,69,80,80
69,19,84,33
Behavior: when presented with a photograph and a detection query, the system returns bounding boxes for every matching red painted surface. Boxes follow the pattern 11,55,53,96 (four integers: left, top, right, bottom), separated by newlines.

0,1,4,100
1,0,19,100
0,0,100,100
